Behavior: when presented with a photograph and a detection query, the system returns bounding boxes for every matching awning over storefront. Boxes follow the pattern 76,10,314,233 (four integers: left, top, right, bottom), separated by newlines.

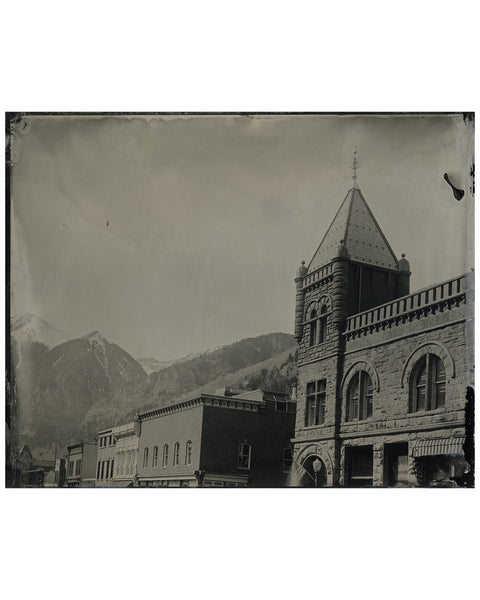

412,437,465,458
109,480,134,487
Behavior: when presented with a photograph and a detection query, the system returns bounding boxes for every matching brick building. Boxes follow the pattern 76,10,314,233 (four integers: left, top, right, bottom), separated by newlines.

291,179,473,487
136,389,296,487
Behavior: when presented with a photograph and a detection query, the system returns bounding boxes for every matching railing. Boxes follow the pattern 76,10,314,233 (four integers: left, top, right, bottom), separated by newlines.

303,263,333,288
345,275,466,335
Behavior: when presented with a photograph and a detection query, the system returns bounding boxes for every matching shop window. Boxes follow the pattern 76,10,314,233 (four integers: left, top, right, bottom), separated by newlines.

185,441,192,465
238,443,251,469
305,379,326,426
410,354,446,412
162,444,169,467
173,442,180,467
153,445,158,468
143,447,149,469
346,371,373,421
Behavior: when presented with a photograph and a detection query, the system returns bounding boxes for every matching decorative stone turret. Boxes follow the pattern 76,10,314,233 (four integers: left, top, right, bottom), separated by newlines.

294,260,308,342
397,252,411,297
331,240,350,331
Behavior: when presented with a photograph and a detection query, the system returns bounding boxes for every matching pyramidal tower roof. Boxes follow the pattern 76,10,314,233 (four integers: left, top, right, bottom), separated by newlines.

308,186,399,272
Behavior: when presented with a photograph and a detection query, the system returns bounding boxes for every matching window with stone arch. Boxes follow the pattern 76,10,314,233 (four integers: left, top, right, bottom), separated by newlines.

152,445,158,468
409,353,446,412
162,443,168,467
319,304,328,343
346,371,373,421
173,442,180,467
308,308,317,347
185,440,192,465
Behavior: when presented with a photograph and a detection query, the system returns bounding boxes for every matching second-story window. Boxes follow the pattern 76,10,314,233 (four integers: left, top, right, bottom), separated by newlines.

305,379,326,426
346,371,373,421
143,447,149,469
185,441,192,465
410,354,446,412
162,444,169,467
309,309,317,347
238,443,251,469
319,304,328,343
173,442,180,467
153,445,158,468
75,459,82,476
68,460,74,476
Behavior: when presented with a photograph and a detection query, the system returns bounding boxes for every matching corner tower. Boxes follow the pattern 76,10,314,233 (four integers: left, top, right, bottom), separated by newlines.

291,161,411,486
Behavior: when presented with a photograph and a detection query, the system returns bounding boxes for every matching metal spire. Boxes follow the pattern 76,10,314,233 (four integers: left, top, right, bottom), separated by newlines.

351,146,359,188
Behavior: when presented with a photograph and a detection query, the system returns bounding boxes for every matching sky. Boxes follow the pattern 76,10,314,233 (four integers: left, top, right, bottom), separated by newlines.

10,114,474,360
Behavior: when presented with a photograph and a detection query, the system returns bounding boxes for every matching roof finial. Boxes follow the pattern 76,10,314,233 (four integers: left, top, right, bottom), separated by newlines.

351,146,359,188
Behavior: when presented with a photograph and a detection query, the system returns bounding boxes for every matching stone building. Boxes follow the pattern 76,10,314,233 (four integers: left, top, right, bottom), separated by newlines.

136,389,295,487
291,176,473,487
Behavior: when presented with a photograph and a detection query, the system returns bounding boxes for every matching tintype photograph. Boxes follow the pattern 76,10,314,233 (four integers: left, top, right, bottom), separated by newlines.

6,112,474,488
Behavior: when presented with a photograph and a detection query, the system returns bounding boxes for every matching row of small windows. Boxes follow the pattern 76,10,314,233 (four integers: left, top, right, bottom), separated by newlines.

305,353,447,426
143,441,193,469
99,435,115,448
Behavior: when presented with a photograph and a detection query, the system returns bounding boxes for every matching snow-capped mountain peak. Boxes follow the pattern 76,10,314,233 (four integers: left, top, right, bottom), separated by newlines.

10,313,71,350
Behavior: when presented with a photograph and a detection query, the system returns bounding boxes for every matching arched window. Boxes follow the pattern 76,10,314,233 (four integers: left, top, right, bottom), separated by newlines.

410,354,446,412
173,442,180,467
238,443,251,469
319,304,328,343
152,445,158,468
309,309,317,347
162,444,169,467
185,441,192,465
346,371,373,421
143,447,149,469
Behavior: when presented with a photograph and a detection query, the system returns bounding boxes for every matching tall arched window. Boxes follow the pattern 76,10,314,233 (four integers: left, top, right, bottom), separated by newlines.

143,447,149,469
162,444,169,467
309,309,317,347
185,441,192,465
346,371,373,421
173,442,180,467
410,354,446,412
319,304,328,343
153,445,159,468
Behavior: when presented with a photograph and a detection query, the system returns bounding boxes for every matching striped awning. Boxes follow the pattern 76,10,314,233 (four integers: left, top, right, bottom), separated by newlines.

412,437,465,458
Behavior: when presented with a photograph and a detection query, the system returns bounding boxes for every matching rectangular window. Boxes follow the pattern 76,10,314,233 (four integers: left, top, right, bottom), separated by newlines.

305,379,326,426
110,460,114,479
101,461,105,480
97,461,101,479
238,443,251,469
68,461,74,476
75,459,81,476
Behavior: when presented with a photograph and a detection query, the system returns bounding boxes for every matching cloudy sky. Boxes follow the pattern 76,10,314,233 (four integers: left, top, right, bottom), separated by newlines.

10,114,474,360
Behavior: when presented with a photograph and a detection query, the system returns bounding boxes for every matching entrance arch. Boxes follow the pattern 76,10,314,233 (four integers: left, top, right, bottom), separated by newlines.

300,455,327,487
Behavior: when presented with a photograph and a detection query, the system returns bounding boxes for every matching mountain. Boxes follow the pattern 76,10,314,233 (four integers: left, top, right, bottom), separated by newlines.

10,313,70,350
9,328,297,458
10,330,147,451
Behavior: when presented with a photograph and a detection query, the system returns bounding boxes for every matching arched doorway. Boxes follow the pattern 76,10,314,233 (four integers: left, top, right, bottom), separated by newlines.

300,455,327,487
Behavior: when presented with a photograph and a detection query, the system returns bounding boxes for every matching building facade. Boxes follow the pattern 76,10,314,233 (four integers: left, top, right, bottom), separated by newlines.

95,429,117,486
65,442,97,487
111,420,140,487
137,389,296,487
291,181,473,487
